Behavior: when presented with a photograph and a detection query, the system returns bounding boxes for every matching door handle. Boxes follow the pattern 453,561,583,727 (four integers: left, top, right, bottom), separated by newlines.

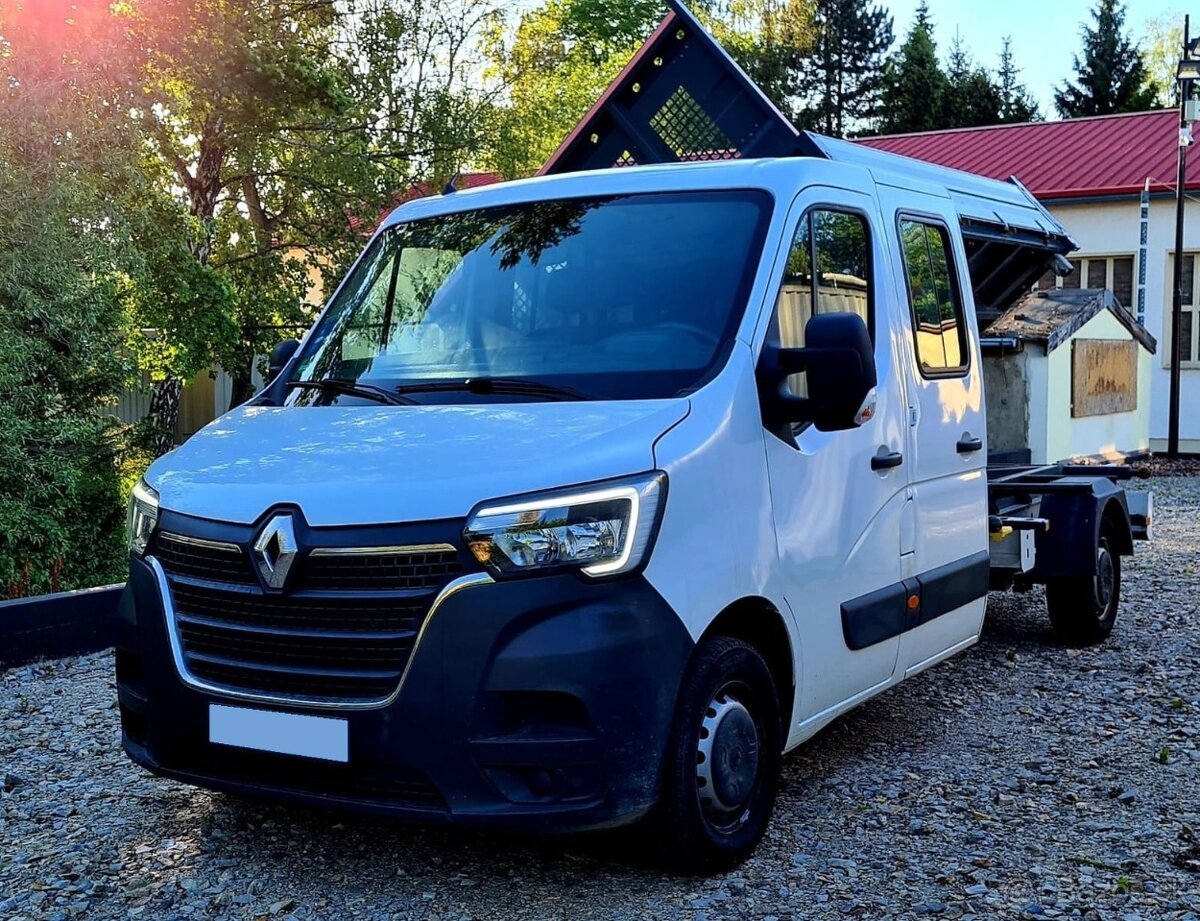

871,448,904,471
957,434,984,454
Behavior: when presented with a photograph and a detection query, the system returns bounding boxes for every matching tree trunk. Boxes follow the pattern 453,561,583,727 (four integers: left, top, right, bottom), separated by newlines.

229,368,255,411
147,376,183,457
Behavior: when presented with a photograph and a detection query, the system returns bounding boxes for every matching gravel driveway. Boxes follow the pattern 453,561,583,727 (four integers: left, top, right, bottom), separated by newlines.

2,476,1198,921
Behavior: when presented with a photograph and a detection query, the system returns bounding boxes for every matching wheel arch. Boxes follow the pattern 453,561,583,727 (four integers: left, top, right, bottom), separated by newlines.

698,597,796,733
1101,497,1133,557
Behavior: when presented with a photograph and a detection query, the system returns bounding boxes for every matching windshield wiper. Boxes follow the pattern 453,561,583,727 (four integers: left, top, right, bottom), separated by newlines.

393,377,589,401
286,379,415,406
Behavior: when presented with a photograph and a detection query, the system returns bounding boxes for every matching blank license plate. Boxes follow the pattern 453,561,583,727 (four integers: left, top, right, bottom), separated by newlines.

209,704,348,763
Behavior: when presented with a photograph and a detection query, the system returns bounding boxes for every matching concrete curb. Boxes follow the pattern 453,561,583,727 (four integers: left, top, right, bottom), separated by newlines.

0,584,124,669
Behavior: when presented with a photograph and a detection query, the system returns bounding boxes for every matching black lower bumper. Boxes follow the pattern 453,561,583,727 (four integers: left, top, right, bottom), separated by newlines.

116,556,693,832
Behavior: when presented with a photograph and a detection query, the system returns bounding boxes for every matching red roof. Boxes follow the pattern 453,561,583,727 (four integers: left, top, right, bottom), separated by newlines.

858,111,1194,201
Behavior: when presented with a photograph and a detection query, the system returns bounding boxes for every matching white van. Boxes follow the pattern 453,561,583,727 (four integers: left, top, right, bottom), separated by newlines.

116,7,1151,870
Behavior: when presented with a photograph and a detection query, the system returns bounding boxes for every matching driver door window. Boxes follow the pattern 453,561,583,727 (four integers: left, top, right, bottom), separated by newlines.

775,209,873,396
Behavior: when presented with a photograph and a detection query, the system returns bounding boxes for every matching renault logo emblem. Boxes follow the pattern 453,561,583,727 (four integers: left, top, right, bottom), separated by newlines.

254,514,298,589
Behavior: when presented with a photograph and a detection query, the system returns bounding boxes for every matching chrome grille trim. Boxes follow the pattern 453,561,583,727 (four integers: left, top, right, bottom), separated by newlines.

157,532,242,553
149,555,493,710
308,543,458,557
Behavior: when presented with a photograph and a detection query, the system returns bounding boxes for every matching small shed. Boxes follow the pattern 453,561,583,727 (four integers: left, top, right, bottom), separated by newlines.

982,288,1157,464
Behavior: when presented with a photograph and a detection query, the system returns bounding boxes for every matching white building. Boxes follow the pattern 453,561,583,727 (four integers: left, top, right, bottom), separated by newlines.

864,110,1200,454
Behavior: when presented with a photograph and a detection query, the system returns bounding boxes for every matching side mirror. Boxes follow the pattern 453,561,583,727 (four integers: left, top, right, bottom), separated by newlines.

268,339,301,381
758,312,877,433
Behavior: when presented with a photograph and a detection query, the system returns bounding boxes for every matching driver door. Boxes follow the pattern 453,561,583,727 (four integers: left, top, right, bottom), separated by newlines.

760,187,914,726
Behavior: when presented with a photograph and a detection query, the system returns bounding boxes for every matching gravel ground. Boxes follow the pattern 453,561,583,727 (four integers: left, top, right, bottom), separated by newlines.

2,476,1198,921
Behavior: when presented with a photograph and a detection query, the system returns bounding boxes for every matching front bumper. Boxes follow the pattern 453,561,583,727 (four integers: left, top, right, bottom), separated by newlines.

116,554,693,832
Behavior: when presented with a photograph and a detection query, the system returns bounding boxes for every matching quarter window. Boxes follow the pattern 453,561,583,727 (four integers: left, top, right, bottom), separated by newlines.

899,219,969,375
775,208,872,395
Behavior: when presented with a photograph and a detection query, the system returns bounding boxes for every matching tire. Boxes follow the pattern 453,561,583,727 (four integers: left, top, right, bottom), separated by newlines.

656,636,782,874
1046,525,1121,646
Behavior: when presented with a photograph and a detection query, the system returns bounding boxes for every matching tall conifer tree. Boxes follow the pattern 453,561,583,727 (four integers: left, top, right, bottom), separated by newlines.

879,2,947,134
796,0,893,137
1055,0,1157,117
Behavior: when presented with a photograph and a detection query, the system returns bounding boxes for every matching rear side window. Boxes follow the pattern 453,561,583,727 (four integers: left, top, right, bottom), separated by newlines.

775,208,872,395
899,218,969,375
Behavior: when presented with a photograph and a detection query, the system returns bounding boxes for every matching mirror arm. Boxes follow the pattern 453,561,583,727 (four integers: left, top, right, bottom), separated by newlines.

756,345,812,379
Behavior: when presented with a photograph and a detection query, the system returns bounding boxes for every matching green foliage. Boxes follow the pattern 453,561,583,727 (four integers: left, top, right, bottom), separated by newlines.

875,8,1036,135
996,37,1041,123
879,2,947,134
0,5,136,595
1141,13,1184,109
1055,0,1159,118
941,35,1002,129
483,1,641,178
31,0,506,438
795,0,893,137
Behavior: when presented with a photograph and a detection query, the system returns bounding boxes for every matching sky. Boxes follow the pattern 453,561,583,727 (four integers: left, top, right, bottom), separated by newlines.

885,0,1185,114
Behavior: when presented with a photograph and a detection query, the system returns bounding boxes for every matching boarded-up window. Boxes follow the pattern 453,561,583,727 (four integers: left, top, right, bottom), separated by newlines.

1072,339,1138,417
1181,312,1195,363
1087,260,1107,289
1112,257,1134,308
1060,260,1081,289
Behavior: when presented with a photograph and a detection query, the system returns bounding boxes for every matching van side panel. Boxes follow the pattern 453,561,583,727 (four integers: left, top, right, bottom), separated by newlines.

643,343,804,720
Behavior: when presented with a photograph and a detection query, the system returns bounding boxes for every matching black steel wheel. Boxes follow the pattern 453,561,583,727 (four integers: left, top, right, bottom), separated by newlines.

656,636,781,873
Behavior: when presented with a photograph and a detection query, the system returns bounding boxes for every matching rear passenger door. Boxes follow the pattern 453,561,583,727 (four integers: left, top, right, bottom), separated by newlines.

879,189,990,674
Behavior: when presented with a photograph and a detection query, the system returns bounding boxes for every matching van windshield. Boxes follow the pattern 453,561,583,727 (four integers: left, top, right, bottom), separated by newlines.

289,190,771,403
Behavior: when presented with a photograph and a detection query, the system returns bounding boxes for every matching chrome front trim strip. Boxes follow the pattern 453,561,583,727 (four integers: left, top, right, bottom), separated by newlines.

307,542,458,557
157,532,242,553
148,555,493,711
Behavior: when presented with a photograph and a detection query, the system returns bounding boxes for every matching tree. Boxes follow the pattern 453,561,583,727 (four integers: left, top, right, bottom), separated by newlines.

1055,0,1158,117
878,2,948,134
0,0,139,595
92,0,505,453
1142,13,1184,108
941,33,1002,128
795,0,893,137
996,37,1041,123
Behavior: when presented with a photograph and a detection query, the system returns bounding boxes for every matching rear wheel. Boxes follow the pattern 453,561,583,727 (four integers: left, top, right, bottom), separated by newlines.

657,636,781,873
1046,525,1121,646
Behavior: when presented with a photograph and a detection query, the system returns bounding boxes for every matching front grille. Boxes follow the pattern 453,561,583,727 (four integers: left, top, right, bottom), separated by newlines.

300,547,462,592
155,530,465,704
155,533,255,585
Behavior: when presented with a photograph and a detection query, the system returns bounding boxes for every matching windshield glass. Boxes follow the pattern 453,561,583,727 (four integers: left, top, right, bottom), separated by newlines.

289,190,771,403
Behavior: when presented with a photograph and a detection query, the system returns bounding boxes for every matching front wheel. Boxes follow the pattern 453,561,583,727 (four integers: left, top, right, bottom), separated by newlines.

656,636,782,873
1046,527,1121,646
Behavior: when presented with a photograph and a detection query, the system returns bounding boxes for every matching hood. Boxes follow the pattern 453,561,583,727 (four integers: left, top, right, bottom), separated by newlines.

147,400,689,526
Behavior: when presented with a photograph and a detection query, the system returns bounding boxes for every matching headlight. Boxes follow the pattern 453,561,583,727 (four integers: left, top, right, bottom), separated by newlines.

464,473,666,579
127,478,160,555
